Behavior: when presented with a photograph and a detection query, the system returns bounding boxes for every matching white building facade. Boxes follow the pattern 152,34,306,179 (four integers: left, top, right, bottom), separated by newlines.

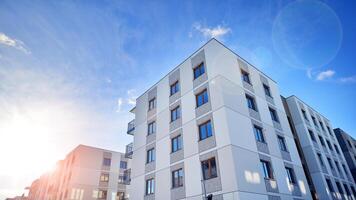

284,96,356,200
127,39,312,200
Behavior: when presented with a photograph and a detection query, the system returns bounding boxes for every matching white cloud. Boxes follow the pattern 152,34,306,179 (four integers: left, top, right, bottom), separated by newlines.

0,32,30,54
339,76,356,83
316,70,335,81
116,98,123,112
194,23,231,39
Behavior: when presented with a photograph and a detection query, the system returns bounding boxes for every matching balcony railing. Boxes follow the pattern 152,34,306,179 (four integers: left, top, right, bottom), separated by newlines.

125,143,133,159
127,120,135,135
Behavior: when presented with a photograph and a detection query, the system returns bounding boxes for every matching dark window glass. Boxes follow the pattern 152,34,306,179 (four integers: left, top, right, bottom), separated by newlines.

350,186,356,197
199,120,213,140
343,164,349,176
327,126,333,136
309,130,316,141
172,168,183,188
326,140,333,151
335,161,341,172
269,107,279,122
278,136,288,151
193,62,205,79
263,84,272,97
196,89,208,107
201,158,217,180
317,153,324,166
171,135,182,153
319,121,325,131
326,179,334,192
344,184,351,196
148,98,156,111
285,167,296,184
311,116,318,126
327,158,334,170
254,125,265,143
334,144,340,154
301,109,309,121
146,148,155,163
147,121,156,135
246,94,257,111
103,158,111,166
241,69,251,84
120,161,127,169
319,136,325,147
260,160,273,179
170,81,180,96
146,179,155,195
336,182,344,194
171,106,181,122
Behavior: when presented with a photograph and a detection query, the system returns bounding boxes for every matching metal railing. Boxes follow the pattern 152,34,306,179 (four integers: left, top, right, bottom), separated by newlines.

127,120,135,135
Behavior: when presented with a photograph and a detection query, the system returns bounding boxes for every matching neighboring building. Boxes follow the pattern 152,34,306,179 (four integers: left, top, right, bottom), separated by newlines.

126,39,312,200
283,96,356,200
28,145,131,200
334,128,356,181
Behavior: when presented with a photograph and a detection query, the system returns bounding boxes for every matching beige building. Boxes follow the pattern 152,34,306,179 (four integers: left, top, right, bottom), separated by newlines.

28,145,131,200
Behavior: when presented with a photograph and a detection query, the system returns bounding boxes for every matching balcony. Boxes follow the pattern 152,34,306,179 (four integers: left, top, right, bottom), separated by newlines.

127,119,135,135
125,143,133,159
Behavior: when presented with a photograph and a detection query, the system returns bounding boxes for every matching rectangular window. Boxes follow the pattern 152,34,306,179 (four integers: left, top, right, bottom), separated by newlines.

146,148,155,163
311,116,318,126
120,161,127,169
172,168,183,188
285,167,296,184
147,121,156,135
193,62,205,79
344,184,351,196
334,144,340,154
317,153,324,166
326,140,333,151
319,121,325,131
327,157,334,170
148,98,156,111
351,186,356,197
342,164,349,176
170,81,180,96
336,182,344,194
241,69,251,84
246,94,257,111
260,160,273,179
171,135,182,153
309,130,316,141
254,125,265,143
278,136,288,151
201,157,217,180
335,161,341,172
196,89,208,107
327,126,333,136
319,136,325,147
98,190,107,199
301,109,309,121
171,106,181,122
199,120,213,140
100,173,109,182
348,140,352,148
263,84,272,97
146,179,155,195
103,158,111,166
326,179,334,192
269,107,279,122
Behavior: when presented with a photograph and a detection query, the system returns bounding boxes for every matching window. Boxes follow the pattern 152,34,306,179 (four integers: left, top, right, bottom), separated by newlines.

246,94,257,111
118,175,125,183
100,173,109,182
350,186,356,197
263,84,272,97
327,157,334,170
334,144,340,154
335,161,341,172
172,168,183,188
342,164,349,176
199,120,213,140
318,136,325,147
277,136,288,151
327,126,333,136
98,190,107,199
120,161,127,169
326,179,334,192
344,184,351,197
146,148,155,163
171,106,181,122
103,158,111,166
301,109,309,121
319,121,325,131
326,140,333,151
193,62,205,79
148,98,156,111
309,130,316,141
170,81,180,96
241,69,251,84
116,192,125,199
336,182,344,194
317,153,324,166
269,107,279,122
147,121,156,135
196,89,208,107
146,179,155,195
260,160,273,179
311,116,318,126
201,157,217,180
285,167,296,184
254,125,265,143
348,140,352,148
171,135,182,153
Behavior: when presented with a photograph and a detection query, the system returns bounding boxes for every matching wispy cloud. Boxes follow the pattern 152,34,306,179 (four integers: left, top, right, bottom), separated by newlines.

316,70,335,81
193,23,231,39
116,89,137,113
339,75,356,83
0,32,30,54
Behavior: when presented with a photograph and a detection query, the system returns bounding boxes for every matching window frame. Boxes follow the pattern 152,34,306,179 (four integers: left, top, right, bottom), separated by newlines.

201,157,218,180
148,98,156,111
241,69,251,84
146,178,155,195
100,173,109,182
277,135,288,152
147,121,156,135
193,62,205,79
170,106,181,122
269,107,279,123
245,94,257,111
171,135,182,153
103,158,111,166
196,89,208,107
260,160,274,180
170,81,180,96
172,168,184,188
198,120,213,141
285,167,296,184
263,84,272,97
146,148,155,164
253,125,265,143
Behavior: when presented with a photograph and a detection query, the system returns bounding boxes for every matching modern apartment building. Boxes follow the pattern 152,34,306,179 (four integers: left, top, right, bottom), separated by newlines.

27,145,131,200
334,128,356,181
283,96,356,200
126,39,312,200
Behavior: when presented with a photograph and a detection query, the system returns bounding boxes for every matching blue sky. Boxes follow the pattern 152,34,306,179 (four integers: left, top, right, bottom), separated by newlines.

0,0,356,198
